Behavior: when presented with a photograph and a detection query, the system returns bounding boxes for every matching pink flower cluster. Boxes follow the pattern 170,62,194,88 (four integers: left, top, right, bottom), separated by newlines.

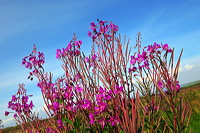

56,36,82,59
5,84,34,119
38,80,77,115
157,80,181,93
89,86,122,128
22,45,45,80
88,20,119,41
22,45,45,70
129,42,173,73
85,54,98,68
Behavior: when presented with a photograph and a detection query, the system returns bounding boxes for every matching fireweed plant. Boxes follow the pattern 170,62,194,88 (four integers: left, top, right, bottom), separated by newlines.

5,20,192,133
5,84,41,132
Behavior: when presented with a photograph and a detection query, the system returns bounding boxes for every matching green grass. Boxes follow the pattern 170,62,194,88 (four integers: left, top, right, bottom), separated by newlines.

181,80,200,89
189,113,200,133
179,80,200,132
1,125,21,133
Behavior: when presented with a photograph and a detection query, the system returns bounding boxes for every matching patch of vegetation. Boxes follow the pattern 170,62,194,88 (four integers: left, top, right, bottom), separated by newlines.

189,113,200,133
181,80,200,89
2,80,200,132
2,81,200,132
179,80,200,132
1,125,21,133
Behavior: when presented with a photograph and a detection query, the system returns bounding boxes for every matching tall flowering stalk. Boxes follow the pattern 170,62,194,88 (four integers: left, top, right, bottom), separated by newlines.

5,84,41,132
130,33,192,132
6,20,192,132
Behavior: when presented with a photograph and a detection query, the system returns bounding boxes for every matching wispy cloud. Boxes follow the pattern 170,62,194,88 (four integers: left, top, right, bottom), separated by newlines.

2,117,16,128
0,71,29,90
178,64,200,85
179,64,195,72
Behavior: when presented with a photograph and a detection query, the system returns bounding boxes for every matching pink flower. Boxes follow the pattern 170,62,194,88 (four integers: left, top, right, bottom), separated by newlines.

82,99,91,109
108,116,119,126
96,102,107,112
143,60,149,69
157,81,163,89
75,40,82,48
53,102,59,111
162,44,173,52
11,95,17,102
109,23,118,32
90,22,96,27
92,35,97,41
98,87,106,94
104,94,111,100
98,118,106,128
89,113,95,124
56,49,62,58
114,85,123,94
57,119,63,128
129,67,137,72
167,48,173,52
92,54,97,61
88,31,92,37
66,43,72,50
130,56,136,65
5,111,9,116
153,42,161,49
29,101,34,109
74,50,80,56
85,57,90,63
162,44,169,51
176,82,181,91
75,85,83,93
13,114,17,118
99,20,105,25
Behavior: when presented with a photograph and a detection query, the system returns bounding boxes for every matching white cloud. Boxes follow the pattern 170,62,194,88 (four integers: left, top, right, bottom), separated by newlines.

33,104,49,119
178,64,200,85
184,64,194,70
2,117,16,128
3,117,14,124
0,73,29,90
179,64,195,72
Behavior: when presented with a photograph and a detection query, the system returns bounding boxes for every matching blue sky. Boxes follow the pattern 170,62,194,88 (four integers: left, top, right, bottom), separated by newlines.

0,0,200,128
